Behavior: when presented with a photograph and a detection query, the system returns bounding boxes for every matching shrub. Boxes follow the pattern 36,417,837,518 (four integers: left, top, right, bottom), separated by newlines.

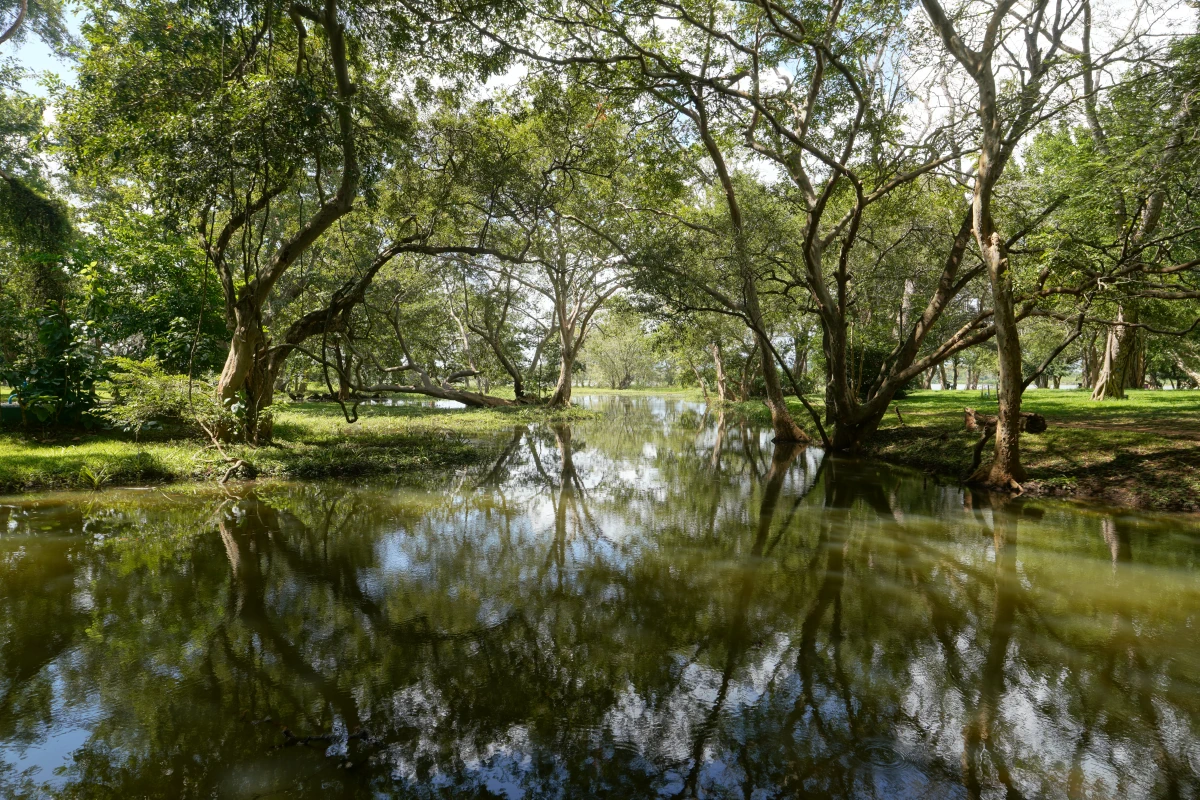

98,357,226,439
1,308,102,426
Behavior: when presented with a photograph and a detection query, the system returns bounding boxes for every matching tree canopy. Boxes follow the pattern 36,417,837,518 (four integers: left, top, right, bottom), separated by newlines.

1,0,1197,484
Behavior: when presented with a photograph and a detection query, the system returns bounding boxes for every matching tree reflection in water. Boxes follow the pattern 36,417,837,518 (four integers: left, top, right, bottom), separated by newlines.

1,396,1198,799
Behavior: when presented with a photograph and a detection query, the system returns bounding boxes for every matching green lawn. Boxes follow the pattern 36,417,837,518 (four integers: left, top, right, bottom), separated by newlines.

3,388,1197,510
865,389,1200,511
728,388,1200,511
0,401,588,494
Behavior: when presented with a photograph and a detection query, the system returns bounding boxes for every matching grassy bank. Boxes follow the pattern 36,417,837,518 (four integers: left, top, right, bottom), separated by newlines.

5,389,1198,512
742,389,1200,512
0,401,589,494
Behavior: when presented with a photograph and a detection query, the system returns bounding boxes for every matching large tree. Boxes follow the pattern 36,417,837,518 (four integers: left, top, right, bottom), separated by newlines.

59,0,524,438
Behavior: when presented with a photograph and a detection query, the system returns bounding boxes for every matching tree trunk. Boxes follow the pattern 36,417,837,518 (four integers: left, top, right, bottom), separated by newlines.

951,357,959,391
711,343,728,403
829,410,885,452
365,383,513,407
938,362,950,391
757,331,809,443
549,340,575,407
1091,305,1138,400
822,327,836,425
690,359,709,401
210,0,359,442
793,332,808,378
244,360,277,443
972,234,1026,488
216,304,270,441
738,340,757,401
1130,336,1145,390
474,327,526,399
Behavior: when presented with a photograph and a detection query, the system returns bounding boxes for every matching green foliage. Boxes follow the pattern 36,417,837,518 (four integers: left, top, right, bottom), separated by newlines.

75,196,226,372
0,177,70,256
98,356,222,439
1,308,101,426
582,306,658,389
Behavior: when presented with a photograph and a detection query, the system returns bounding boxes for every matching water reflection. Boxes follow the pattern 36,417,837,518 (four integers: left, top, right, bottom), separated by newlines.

1,397,1199,798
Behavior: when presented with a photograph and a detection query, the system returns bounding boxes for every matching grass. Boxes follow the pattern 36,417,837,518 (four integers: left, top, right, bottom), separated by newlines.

4,387,1197,511
745,388,1200,512
0,400,590,494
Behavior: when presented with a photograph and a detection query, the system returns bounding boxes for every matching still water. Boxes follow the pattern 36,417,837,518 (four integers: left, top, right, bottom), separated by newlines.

1,397,1198,799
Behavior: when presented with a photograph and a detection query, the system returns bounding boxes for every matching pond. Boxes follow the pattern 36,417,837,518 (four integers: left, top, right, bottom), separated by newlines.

1,396,1198,798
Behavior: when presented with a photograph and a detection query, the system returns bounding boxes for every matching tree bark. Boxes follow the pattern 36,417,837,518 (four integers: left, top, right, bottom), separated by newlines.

972,233,1026,487
758,331,809,443
793,330,808,378
738,340,757,402
1091,306,1138,400
548,331,576,408
711,343,728,403
0,0,27,45
1174,355,1200,386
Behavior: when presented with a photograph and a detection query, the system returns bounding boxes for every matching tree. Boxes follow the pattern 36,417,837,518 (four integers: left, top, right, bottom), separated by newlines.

59,0,529,438
919,0,1146,487
0,0,71,49
583,305,657,389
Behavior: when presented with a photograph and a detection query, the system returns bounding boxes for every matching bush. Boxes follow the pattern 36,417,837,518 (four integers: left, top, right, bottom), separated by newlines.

98,357,225,439
1,308,102,426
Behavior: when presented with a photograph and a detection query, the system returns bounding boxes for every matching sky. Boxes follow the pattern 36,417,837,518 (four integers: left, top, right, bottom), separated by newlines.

7,2,83,96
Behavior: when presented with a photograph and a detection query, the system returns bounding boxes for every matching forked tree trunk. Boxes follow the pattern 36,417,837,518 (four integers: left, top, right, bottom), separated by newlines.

216,304,269,441
549,346,576,407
